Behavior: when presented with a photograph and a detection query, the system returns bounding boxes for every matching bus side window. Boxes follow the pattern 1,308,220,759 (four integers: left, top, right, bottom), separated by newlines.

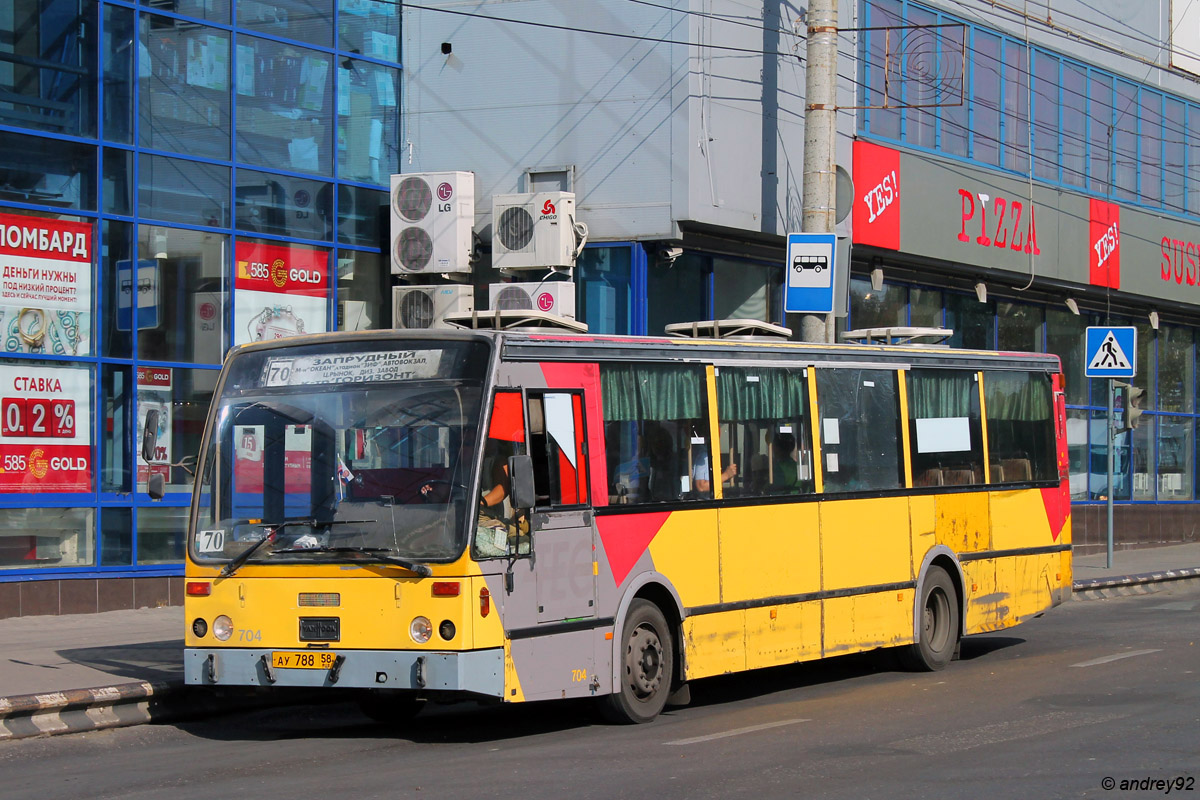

983,370,1056,483
817,368,904,493
599,363,708,505
908,369,985,487
715,366,812,498
527,392,590,508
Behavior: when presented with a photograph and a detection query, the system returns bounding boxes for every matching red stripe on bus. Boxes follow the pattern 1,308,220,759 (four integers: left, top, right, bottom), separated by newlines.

596,511,670,586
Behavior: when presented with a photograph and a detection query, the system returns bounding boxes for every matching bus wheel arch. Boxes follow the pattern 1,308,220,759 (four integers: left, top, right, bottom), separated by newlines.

603,576,685,723
901,560,961,672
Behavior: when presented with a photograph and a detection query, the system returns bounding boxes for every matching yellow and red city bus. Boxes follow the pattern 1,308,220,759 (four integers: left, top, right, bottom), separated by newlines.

182,327,1072,723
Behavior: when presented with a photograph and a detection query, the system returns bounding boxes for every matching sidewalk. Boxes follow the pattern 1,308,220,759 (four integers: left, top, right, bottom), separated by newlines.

2,542,1200,741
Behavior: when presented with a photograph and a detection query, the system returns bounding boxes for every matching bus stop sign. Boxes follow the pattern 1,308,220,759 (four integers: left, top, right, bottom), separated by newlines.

1085,326,1136,378
784,233,836,314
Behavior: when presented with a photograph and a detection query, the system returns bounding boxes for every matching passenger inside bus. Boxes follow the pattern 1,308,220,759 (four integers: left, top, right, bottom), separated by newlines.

691,425,737,496
770,432,801,491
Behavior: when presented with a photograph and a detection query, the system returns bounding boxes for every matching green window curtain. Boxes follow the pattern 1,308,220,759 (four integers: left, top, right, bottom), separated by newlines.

984,371,1052,421
600,363,706,422
909,369,973,418
716,368,806,421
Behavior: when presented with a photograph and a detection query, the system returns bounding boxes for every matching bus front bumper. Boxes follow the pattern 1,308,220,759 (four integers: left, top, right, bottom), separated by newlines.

184,647,505,697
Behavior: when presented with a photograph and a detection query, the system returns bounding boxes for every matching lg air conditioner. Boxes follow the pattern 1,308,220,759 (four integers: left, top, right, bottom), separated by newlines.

491,192,580,270
390,171,474,275
488,281,576,319
392,284,474,329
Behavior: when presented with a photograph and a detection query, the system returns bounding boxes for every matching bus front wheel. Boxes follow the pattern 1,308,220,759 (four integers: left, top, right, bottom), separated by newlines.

603,599,674,724
900,566,959,672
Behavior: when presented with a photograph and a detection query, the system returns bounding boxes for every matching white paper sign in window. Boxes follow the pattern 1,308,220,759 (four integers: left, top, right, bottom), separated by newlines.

915,417,972,453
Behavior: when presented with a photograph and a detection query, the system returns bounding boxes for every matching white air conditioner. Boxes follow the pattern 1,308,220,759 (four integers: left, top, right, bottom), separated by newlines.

390,171,474,275
392,284,475,329
488,281,576,319
492,192,579,270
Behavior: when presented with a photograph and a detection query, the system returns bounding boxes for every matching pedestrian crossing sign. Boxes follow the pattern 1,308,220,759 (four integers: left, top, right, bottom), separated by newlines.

1085,326,1137,378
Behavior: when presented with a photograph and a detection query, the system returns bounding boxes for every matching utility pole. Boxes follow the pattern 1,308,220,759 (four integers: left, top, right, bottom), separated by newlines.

799,0,838,343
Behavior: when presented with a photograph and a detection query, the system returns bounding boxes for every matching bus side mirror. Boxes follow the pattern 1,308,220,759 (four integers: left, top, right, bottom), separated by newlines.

508,454,536,510
147,471,165,501
141,409,160,463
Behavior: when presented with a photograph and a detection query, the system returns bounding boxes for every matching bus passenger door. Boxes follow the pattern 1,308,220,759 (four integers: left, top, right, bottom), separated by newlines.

527,391,596,624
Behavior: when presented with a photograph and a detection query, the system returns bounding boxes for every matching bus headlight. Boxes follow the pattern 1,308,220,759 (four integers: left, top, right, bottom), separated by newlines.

213,615,233,641
410,616,432,644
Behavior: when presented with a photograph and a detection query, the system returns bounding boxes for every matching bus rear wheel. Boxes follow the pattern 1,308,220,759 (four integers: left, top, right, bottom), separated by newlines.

603,599,673,724
900,565,959,672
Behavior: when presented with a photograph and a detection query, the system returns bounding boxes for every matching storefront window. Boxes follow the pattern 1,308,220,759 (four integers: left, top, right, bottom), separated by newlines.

997,302,1043,352
101,508,133,567
337,184,387,248
0,508,95,571
233,238,329,345
150,0,231,24
236,169,333,241
849,278,906,329
0,0,97,137
338,58,401,184
236,36,333,176
648,254,707,335
339,0,399,59
1065,408,1090,500
139,14,231,160
0,358,94,495
1047,308,1087,406
135,225,229,364
102,364,134,495
238,0,332,47
103,149,134,216
714,258,780,323
1158,324,1193,413
910,287,943,327
137,506,187,564
946,292,995,350
1132,419,1155,501
578,246,633,335
136,366,218,498
138,154,231,228
104,4,135,144
0,129,96,211
1158,416,1193,501
101,220,133,358
336,250,388,331
1135,321,1157,410
0,210,94,357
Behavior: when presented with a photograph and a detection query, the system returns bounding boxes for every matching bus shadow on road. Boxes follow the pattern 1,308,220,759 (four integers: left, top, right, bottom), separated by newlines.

172,636,1027,743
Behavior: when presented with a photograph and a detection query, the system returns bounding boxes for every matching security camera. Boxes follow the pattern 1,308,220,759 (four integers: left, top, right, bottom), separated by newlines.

659,246,683,261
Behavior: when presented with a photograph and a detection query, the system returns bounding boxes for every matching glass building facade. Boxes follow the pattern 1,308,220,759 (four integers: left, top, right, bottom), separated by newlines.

0,0,399,592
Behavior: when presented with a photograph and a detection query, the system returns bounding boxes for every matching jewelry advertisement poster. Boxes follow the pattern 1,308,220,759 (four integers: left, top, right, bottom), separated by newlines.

233,240,328,346
0,362,92,493
0,211,93,357
136,366,172,490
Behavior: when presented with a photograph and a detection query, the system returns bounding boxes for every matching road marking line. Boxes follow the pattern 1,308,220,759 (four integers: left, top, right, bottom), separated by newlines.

664,718,809,746
1070,648,1162,668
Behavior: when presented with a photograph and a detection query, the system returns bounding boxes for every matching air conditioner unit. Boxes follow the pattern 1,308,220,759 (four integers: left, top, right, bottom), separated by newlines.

488,281,576,319
492,192,578,270
390,171,474,275
392,284,475,329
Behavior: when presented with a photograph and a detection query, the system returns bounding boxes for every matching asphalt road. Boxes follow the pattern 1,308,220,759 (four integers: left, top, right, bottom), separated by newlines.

4,584,1198,800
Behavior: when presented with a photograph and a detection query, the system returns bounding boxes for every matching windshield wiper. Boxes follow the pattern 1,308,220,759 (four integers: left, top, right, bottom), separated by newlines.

269,545,432,577
220,519,374,577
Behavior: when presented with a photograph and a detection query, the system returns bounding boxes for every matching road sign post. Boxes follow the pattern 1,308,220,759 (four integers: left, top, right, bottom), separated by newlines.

1085,326,1137,570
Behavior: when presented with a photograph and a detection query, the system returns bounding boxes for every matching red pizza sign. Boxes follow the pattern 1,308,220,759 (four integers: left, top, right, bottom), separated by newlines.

0,364,91,492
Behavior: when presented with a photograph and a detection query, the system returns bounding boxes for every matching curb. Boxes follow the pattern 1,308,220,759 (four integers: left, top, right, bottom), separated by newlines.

0,680,183,741
1072,566,1200,601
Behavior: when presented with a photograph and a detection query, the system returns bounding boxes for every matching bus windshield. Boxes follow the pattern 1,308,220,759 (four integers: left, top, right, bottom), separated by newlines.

191,339,491,565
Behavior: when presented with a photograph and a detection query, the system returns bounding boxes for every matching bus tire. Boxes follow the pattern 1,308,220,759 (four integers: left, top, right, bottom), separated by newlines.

900,565,959,672
602,599,674,724
357,690,423,724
